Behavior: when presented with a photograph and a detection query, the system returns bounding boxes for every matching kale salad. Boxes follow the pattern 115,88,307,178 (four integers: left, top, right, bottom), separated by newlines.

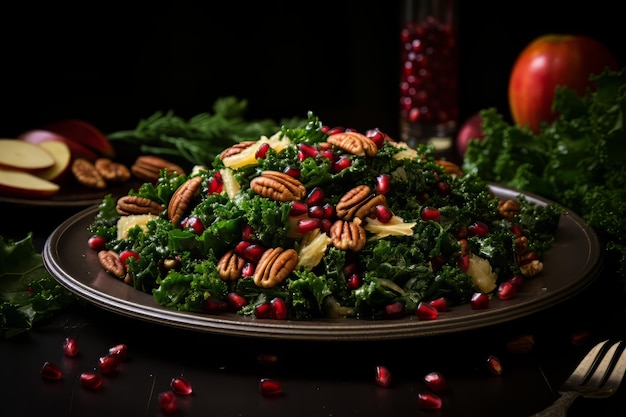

88,113,562,321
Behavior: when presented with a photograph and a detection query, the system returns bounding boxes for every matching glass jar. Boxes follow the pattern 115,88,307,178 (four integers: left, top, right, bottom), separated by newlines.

399,0,458,151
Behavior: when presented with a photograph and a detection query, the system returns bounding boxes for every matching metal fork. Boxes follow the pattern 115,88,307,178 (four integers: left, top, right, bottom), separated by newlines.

532,339,626,417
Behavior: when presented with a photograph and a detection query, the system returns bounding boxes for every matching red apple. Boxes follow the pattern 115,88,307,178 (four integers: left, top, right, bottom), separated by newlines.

43,119,115,158
0,168,60,198
19,129,99,161
36,140,72,182
508,34,619,134
0,139,55,172
456,113,485,157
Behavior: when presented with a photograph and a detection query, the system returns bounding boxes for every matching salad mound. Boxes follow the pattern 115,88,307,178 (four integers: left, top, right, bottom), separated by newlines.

88,113,562,320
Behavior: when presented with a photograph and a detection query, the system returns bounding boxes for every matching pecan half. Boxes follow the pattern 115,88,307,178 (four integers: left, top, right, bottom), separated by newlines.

435,160,463,177
335,185,386,221
131,155,186,182
329,219,367,252
72,158,107,189
98,250,125,278
116,195,164,216
168,176,203,226
250,170,306,202
217,250,245,281
498,199,521,220
219,141,255,160
253,247,299,288
95,158,131,183
327,131,378,157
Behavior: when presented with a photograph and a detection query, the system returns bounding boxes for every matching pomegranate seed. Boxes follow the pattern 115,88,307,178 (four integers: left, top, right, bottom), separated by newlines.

255,142,271,159
108,344,128,361
430,255,445,271
375,174,391,194
365,128,386,148
98,355,119,374
417,392,443,410
181,216,205,235
319,148,335,162
257,353,279,365
170,376,193,395
416,302,439,320
306,187,325,206
243,244,265,263
435,181,451,196
375,365,392,387
420,206,440,222
120,250,139,264
298,143,319,159
208,174,223,194
518,251,538,265
158,391,178,414
429,297,449,312
322,203,335,219
346,273,362,289
80,372,103,390
326,126,345,136
506,334,535,354
241,224,254,241
203,296,228,313
333,155,352,172
63,337,79,357
375,205,393,223
234,240,251,255
470,292,490,309
289,201,309,216
342,262,358,276
226,292,248,310
87,235,106,251
497,281,518,300
297,218,322,234
259,378,282,396
283,165,301,179
510,224,524,236
468,221,489,237
486,355,503,375
254,302,273,319
271,297,288,320
509,274,525,288
424,371,447,392
570,330,591,346
308,205,325,219
458,254,470,272
384,301,404,319
241,262,255,277
40,361,62,380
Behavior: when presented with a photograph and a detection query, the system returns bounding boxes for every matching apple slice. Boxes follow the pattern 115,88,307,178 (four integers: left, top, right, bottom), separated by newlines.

19,129,99,161
36,140,72,182
43,119,115,158
0,139,55,172
0,168,60,198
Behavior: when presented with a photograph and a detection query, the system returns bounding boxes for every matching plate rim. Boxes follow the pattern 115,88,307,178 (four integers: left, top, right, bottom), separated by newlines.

43,184,603,341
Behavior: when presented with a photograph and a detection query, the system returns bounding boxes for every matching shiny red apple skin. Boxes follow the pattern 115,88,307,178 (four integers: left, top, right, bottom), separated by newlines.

456,112,484,158
508,34,619,134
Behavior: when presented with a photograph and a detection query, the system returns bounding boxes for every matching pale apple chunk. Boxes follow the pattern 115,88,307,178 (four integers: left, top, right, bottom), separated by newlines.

36,140,72,182
0,139,55,172
0,168,60,197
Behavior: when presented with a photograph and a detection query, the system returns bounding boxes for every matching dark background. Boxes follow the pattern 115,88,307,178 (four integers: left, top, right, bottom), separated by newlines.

1,1,623,139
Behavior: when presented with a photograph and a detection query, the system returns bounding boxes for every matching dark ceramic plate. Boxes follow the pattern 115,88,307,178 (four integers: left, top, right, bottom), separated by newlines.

43,184,602,341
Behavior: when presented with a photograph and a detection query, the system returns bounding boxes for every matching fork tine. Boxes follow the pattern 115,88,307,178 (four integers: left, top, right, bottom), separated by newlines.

602,341,626,393
565,340,609,387
587,341,621,387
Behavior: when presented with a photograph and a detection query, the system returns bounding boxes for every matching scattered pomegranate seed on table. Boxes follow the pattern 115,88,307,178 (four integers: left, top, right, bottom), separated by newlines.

170,376,193,395
40,361,62,381
158,391,179,414
423,371,447,392
375,365,392,387
108,343,128,361
62,337,79,357
79,372,103,390
259,378,282,397
486,355,503,376
417,392,443,410
98,355,120,374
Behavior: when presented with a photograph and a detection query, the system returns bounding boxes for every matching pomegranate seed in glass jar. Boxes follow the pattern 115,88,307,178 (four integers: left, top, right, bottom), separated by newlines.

170,376,193,395
40,361,62,381
375,365,392,387
259,378,282,396
158,391,178,414
80,372,103,390
424,371,447,392
62,337,79,357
